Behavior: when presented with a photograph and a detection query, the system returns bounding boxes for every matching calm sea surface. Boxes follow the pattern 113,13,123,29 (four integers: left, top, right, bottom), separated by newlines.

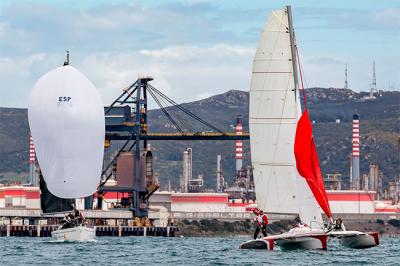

0,236,398,265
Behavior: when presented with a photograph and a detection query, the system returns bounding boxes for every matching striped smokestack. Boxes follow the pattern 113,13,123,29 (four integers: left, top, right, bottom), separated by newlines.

235,115,243,172
29,134,37,186
351,114,360,190
29,134,35,164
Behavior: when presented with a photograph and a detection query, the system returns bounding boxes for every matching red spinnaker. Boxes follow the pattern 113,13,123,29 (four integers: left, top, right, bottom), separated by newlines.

294,109,332,218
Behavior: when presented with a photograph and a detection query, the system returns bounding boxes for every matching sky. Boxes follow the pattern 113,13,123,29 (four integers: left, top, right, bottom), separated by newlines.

0,0,399,107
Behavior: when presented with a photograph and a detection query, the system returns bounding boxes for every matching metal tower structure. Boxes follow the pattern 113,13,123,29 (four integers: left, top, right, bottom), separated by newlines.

370,61,377,97
344,64,348,90
98,76,249,217
99,76,153,217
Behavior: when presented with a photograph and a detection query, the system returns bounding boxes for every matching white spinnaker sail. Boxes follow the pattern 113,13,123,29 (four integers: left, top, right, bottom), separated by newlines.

249,8,322,225
28,65,105,199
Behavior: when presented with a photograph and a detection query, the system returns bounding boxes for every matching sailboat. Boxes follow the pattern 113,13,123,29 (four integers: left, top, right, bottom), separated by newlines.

28,55,105,241
240,6,379,250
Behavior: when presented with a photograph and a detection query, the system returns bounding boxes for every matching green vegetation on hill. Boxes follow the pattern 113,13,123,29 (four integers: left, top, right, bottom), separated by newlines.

0,89,398,189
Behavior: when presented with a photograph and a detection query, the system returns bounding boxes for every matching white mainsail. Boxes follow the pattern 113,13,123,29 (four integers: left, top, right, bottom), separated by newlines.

28,65,105,199
249,8,322,226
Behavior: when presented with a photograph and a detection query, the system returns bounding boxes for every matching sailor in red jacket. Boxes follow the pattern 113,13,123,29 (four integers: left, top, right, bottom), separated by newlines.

253,209,268,239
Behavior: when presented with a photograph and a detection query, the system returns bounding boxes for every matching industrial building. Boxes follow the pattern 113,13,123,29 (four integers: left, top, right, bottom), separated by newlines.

1,77,399,236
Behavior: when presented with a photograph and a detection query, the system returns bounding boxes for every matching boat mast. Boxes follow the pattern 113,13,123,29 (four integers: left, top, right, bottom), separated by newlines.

63,50,70,66
287,6,300,94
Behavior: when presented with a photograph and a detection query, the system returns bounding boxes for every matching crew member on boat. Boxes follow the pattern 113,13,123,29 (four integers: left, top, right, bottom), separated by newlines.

253,209,268,239
294,216,309,228
333,218,346,231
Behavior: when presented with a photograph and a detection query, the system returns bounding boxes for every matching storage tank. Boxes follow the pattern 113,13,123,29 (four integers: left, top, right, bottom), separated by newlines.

115,152,146,189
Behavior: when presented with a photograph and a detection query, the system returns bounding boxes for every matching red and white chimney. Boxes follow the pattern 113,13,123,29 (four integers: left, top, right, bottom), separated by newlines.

351,114,360,190
29,134,37,186
29,134,35,164
235,115,243,172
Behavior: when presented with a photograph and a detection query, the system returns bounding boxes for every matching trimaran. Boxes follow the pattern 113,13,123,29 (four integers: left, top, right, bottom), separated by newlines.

240,6,379,250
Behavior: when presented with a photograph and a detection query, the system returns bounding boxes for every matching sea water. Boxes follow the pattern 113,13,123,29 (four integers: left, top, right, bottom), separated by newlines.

0,236,398,265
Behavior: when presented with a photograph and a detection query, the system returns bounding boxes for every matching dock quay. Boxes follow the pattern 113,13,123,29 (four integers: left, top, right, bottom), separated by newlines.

0,208,178,237
0,225,178,237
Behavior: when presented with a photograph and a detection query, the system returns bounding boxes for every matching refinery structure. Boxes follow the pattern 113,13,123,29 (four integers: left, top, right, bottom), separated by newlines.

0,66,399,235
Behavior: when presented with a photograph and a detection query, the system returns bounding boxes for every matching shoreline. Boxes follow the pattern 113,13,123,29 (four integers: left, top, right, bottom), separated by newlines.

176,219,400,237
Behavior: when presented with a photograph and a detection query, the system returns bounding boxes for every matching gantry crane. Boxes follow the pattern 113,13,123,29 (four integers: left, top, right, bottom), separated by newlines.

98,76,249,217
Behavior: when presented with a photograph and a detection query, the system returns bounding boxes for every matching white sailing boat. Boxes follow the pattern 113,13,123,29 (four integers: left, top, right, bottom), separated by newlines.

28,57,105,241
51,225,96,242
240,6,379,250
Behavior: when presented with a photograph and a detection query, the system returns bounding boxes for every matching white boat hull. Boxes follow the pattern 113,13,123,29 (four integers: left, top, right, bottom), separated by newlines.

276,235,326,250
240,227,328,250
329,231,379,249
51,226,96,241
239,239,274,250
270,227,328,250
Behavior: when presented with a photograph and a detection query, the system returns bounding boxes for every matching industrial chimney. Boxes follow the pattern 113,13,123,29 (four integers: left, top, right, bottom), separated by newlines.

29,134,37,186
181,148,192,193
216,155,226,192
216,155,222,192
351,114,360,190
235,115,243,173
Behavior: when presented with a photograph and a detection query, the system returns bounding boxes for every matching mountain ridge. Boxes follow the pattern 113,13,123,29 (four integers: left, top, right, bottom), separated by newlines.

0,88,398,190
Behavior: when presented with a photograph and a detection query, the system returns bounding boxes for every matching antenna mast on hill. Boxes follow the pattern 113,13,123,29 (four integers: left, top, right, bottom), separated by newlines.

370,61,377,97
344,64,348,90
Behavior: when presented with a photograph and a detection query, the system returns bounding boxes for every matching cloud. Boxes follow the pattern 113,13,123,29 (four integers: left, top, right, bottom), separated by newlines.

79,44,254,108
306,56,345,66
0,53,50,106
0,1,253,57
0,43,254,107
373,8,400,28
139,44,254,62
0,1,399,107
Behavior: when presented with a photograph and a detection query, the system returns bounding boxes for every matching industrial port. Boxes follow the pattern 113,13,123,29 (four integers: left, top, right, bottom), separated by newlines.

1,2,400,266
0,62,399,238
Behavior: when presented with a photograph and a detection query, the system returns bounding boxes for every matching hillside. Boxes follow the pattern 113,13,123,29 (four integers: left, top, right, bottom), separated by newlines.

0,88,399,190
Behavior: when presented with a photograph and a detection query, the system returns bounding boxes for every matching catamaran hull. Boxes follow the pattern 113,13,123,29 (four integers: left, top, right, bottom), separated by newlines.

239,228,328,251
51,226,95,241
239,239,274,250
338,232,379,249
276,235,328,250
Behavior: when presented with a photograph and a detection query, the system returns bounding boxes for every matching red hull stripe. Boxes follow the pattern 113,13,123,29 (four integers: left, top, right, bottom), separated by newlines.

267,239,274,250
310,235,328,250
368,232,379,245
